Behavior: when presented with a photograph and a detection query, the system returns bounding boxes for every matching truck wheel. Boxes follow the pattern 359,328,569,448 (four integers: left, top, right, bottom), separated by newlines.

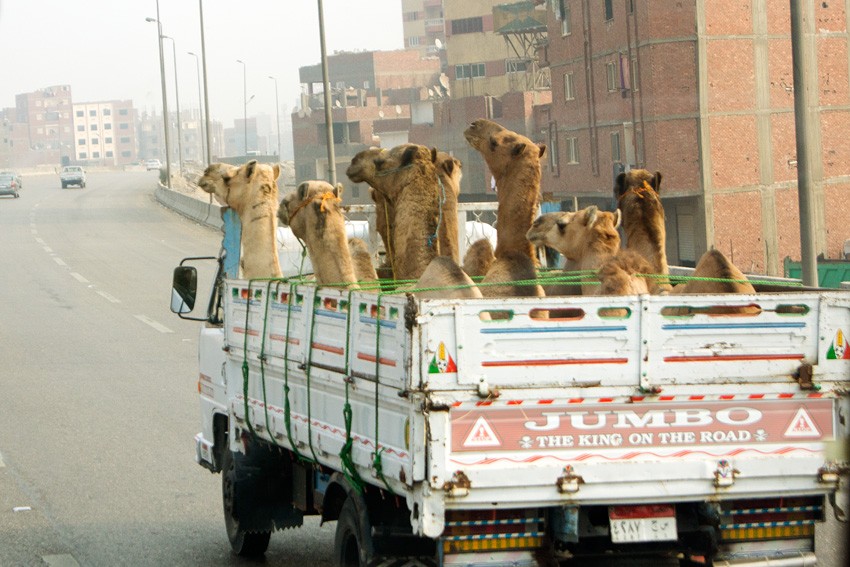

61,183,66,189
221,449,271,557
334,497,376,567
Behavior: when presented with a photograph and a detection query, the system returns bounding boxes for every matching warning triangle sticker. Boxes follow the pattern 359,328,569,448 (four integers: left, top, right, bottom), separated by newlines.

784,407,821,438
463,416,501,448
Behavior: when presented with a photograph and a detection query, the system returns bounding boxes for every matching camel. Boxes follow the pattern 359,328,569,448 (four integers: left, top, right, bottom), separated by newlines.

672,248,756,295
432,149,462,264
615,168,671,291
346,143,442,281
462,237,495,279
464,119,546,297
348,237,379,283
277,180,359,289
526,206,666,296
198,160,282,279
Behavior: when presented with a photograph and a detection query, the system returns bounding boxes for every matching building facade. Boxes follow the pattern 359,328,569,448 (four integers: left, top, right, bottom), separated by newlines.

71,100,138,166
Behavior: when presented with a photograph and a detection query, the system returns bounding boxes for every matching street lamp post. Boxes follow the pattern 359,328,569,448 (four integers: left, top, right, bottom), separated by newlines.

188,51,206,164
317,0,336,185
269,76,281,158
163,35,183,177
146,7,172,188
236,59,248,156
198,0,212,165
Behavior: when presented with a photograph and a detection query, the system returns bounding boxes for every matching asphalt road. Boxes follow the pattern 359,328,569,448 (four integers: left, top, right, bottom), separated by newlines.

0,171,846,566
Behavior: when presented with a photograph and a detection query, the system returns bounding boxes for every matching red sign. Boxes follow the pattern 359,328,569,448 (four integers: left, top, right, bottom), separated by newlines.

450,399,834,453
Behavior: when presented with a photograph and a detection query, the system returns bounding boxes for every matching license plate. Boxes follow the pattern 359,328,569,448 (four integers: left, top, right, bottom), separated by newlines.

609,505,677,543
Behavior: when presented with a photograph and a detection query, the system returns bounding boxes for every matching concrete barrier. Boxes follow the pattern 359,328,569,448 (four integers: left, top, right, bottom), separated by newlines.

155,184,224,231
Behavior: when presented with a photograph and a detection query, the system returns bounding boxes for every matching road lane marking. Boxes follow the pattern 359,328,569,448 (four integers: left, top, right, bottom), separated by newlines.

43,555,81,567
70,273,89,283
44,246,53,253
35,237,45,244
0,452,4,467
135,315,174,334
96,291,121,304
53,257,67,266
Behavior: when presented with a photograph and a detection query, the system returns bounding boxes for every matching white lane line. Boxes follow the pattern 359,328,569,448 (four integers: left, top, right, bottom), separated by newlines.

43,246,53,253
35,237,45,245
53,257,67,266
43,555,82,567
70,272,89,283
135,315,174,334
0,452,4,467
96,291,121,304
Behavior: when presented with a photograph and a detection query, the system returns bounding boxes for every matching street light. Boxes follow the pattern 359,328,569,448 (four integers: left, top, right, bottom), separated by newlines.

162,35,183,177
269,76,281,157
188,51,206,164
198,0,212,165
146,9,172,188
317,0,336,185
236,59,248,156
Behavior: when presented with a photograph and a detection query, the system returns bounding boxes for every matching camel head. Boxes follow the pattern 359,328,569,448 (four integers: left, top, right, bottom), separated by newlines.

615,168,662,201
526,206,621,261
198,160,280,212
432,149,462,195
463,120,546,178
278,180,343,241
346,147,391,185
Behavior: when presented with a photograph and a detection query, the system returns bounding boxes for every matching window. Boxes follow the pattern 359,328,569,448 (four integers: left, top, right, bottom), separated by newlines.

605,0,614,21
92,152,100,158
456,63,485,79
78,139,85,145
105,137,113,144
91,138,99,145
119,123,129,130
506,60,528,73
90,124,97,131
548,125,560,174
564,72,575,101
451,16,483,35
561,1,571,35
76,110,84,117
89,109,96,117
77,125,84,132
631,57,639,91
103,109,111,116
121,150,132,157
120,137,130,144
104,123,112,130
408,36,421,47
119,109,128,116
567,137,579,164
106,151,113,158
606,62,617,91
79,152,87,159
611,131,621,162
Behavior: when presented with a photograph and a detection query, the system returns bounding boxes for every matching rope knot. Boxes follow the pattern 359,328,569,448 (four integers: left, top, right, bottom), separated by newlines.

319,191,341,212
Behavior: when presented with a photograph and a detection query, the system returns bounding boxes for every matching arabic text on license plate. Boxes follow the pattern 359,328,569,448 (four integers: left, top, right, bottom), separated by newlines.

609,506,677,543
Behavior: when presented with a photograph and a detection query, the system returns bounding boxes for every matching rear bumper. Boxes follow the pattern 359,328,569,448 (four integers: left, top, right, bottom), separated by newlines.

714,551,817,567
194,432,216,472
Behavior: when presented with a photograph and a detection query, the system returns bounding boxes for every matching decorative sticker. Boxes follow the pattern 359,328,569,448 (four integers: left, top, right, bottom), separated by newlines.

826,329,850,360
428,341,457,373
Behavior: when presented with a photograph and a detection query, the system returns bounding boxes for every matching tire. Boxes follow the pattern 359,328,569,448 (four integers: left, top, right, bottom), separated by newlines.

81,182,86,188
221,449,271,557
335,496,383,567
61,182,67,189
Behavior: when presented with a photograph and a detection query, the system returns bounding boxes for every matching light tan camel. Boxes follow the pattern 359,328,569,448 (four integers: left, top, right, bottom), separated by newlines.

464,119,546,297
348,237,379,283
198,160,282,279
432,149,462,264
278,180,359,289
346,144,442,281
672,249,756,295
463,238,495,279
527,206,665,295
615,169,670,291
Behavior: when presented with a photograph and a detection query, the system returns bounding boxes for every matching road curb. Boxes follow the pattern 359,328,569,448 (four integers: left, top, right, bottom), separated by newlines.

155,183,223,231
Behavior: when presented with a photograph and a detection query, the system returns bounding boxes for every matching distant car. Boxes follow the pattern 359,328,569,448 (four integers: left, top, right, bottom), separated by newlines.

60,166,87,188
145,159,163,171
0,173,21,198
0,170,22,188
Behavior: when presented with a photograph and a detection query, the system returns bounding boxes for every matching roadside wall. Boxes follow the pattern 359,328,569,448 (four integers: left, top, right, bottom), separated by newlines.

154,184,224,231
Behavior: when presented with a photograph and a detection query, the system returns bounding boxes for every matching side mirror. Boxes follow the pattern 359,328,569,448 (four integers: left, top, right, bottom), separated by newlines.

171,266,197,314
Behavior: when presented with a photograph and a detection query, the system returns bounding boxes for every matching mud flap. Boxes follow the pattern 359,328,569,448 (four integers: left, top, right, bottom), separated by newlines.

232,445,304,532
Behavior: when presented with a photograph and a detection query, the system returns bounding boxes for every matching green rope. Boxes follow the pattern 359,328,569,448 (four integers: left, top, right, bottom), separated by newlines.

281,279,308,463
258,280,280,447
372,292,393,493
304,288,321,464
339,288,365,492
241,279,258,439
427,176,445,249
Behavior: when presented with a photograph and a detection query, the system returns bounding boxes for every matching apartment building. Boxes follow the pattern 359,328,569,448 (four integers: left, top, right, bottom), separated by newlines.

71,100,138,166
540,0,850,273
402,0,447,66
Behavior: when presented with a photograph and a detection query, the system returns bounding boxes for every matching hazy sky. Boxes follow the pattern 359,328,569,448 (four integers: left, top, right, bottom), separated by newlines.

0,0,404,126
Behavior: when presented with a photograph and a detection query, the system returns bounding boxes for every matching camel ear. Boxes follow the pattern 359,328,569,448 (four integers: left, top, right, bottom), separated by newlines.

537,143,547,158
651,171,663,193
334,183,344,199
401,145,418,167
511,143,526,157
613,209,622,229
614,172,628,198
431,147,438,163
584,205,599,226
272,163,281,181
297,182,310,201
244,160,258,179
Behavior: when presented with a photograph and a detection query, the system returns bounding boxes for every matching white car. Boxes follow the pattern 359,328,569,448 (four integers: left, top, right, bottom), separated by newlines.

145,159,163,171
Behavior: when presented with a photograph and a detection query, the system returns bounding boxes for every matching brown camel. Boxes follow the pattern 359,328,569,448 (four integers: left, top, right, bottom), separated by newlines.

615,169,671,290
527,206,665,296
464,119,546,297
278,180,359,289
348,237,379,283
198,160,282,279
672,249,756,295
462,237,495,279
432,149,462,264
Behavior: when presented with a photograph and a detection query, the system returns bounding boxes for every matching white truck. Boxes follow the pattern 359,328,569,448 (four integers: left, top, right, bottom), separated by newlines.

171,210,849,567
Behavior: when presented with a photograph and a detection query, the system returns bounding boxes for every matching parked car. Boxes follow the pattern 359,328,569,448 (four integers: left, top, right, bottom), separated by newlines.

60,166,86,188
0,170,22,188
0,173,21,198
145,159,163,171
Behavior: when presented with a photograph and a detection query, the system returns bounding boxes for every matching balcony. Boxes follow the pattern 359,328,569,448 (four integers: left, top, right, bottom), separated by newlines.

425,17,444,33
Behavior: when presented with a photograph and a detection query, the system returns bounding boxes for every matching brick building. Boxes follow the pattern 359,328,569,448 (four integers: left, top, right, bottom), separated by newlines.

402,0,447,69
540,0,850,273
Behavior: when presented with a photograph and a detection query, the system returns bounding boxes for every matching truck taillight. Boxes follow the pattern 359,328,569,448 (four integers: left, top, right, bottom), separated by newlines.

442,509,545,553
719,496,823,542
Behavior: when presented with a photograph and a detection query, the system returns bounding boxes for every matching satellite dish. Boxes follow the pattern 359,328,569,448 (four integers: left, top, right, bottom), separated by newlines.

435,38,443,50
304,106,312,117
378,110,385,118
394,105,402,116
439,74,450,90
334,100,342,108
427,87,435,98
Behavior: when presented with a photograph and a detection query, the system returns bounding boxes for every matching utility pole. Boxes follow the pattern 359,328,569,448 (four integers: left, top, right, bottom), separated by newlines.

147,2,172,188
198,0,212,164
317,0,336,185
163,35,184,177
269,76,281,157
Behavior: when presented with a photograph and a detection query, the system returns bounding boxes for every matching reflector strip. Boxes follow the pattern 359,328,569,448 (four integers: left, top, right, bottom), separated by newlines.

442,536,543,553
446,517,544,527
720,524,814,541
721,505,822,516
444,531,546,542
723,520,817,529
